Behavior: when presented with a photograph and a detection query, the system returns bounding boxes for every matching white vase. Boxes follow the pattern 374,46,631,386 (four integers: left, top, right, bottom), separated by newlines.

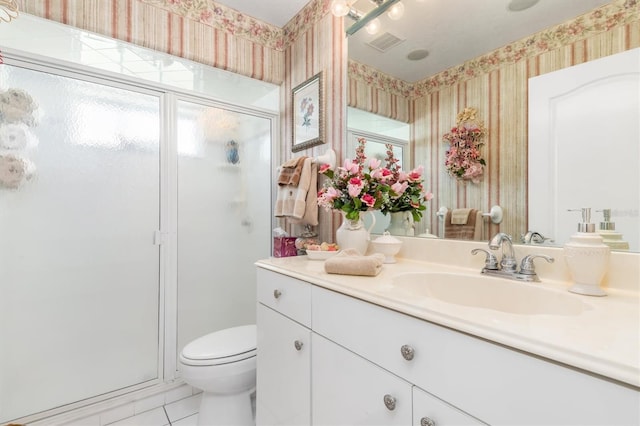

386,211,414,236
336,211,376,255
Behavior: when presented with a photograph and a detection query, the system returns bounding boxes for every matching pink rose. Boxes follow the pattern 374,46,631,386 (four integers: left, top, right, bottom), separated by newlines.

408,165,424,181
361,193,376,207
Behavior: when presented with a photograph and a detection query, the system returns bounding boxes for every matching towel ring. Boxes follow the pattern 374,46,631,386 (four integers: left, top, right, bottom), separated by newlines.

313,149,336,169
482,205,503,224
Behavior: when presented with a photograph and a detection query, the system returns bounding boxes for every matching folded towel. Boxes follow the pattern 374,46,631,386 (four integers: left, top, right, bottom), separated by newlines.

444,209,479,240
324,248,385,277
277,156,307,186
451,208,472,224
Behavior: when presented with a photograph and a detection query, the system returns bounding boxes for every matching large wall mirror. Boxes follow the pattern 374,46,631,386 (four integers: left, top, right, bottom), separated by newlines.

343,0,639,252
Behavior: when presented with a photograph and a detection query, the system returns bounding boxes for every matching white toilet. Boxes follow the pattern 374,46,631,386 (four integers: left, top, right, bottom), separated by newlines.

179,324,257,426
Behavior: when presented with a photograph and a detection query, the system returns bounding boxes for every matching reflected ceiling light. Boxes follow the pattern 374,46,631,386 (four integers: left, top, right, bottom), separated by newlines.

507,0,539,12
365,18,381,35
387,1,404,20
330,0,350,17
331,0,402,36
407,48,429,61
0,0,19,23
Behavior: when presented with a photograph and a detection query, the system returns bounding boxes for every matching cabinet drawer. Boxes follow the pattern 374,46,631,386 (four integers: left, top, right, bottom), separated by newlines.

312,286,639,425
312,333,412,425
257,268,311,327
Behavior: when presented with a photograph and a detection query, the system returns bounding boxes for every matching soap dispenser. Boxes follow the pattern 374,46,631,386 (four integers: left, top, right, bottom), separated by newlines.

597,209,630,251
564,208,610,296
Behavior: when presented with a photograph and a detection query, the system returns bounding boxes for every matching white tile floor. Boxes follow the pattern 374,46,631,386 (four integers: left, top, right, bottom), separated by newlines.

105,390,255,426
108,394,201,426
33,385,255,426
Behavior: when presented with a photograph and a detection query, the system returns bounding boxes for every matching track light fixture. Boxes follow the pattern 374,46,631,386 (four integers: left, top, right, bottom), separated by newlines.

331,0,403,36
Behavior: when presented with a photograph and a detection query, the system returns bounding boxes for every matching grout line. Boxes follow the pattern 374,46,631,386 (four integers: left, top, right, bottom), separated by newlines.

163,405,172,426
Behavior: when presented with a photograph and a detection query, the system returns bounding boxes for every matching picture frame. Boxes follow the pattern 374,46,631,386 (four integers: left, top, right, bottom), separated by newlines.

292,72,324,152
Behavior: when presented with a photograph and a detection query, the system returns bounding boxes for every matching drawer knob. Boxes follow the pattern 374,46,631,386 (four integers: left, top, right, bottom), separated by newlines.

420,417,436,426
400,344,415,361
383,394,396,411
294,340,304,351
273,289,282,299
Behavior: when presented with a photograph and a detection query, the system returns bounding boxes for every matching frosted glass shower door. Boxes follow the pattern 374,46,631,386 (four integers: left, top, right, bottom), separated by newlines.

0,66,161,422
176,101,272,354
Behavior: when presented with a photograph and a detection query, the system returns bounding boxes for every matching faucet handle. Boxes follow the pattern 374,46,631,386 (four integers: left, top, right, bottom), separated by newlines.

519,254,554,275
471,248,499,270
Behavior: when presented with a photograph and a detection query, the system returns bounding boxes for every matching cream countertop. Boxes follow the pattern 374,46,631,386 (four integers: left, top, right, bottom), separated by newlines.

255,252,640,389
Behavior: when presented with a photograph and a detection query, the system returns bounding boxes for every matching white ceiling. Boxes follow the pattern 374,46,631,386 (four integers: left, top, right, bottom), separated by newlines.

215,0,612,82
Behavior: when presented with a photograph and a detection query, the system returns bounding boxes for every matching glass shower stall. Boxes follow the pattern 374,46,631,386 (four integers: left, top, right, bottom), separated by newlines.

0,47,275,423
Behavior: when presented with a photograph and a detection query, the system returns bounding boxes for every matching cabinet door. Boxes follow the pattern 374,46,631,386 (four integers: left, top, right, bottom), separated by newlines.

256,304,310,426
413,386,485,426
312,333,412,425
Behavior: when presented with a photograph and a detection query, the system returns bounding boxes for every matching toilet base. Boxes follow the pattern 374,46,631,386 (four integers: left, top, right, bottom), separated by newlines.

197,387,255,426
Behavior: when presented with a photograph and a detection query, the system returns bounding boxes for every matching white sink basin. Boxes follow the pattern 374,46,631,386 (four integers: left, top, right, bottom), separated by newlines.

388,272,590,316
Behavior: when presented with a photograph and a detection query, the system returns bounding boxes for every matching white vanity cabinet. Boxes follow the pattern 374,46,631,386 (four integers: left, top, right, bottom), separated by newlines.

256,269,311,426
256,267,640,426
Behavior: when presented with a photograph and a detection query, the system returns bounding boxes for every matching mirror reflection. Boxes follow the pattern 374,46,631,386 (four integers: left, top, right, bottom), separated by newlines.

343,0,639,251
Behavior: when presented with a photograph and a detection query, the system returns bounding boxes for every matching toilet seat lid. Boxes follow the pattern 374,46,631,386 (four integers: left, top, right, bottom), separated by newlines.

181,324,256,362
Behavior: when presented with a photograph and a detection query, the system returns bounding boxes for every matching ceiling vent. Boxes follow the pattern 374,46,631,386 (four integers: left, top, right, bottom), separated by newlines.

367,32,405,53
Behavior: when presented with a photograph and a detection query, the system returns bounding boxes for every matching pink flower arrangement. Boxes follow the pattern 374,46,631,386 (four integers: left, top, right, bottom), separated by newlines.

381,144,433,222
318,138,432,223
443,107,487,184
317,138,389,221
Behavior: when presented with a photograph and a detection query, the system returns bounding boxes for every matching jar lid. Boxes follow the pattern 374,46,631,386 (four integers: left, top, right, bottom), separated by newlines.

373,232,402,245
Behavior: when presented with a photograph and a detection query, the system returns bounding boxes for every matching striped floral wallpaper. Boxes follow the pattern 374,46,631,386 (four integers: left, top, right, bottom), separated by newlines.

21,0,287,83
281,0,347,244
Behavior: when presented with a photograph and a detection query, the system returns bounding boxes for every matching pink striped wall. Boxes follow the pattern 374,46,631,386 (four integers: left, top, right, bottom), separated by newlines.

22,0,287,84
281,0,347,244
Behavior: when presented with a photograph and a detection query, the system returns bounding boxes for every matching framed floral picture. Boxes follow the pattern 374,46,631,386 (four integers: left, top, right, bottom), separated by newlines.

292,72,324,152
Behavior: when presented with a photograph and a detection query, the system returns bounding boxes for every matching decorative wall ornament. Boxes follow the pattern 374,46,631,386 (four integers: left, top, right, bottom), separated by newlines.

292,72,324,152
443,107,487,184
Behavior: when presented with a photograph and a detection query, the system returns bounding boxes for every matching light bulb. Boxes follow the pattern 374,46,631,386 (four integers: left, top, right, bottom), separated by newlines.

330,0,350,17
387,1,404,20
365,18,381,35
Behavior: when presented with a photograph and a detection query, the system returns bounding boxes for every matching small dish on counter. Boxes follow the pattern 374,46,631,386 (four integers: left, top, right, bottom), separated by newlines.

306,249,341,260
371,232,402,263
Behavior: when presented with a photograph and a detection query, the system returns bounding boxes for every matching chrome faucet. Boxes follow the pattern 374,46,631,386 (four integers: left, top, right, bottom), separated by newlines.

521,231,553,245
471,232,555,282
488,232,517,272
